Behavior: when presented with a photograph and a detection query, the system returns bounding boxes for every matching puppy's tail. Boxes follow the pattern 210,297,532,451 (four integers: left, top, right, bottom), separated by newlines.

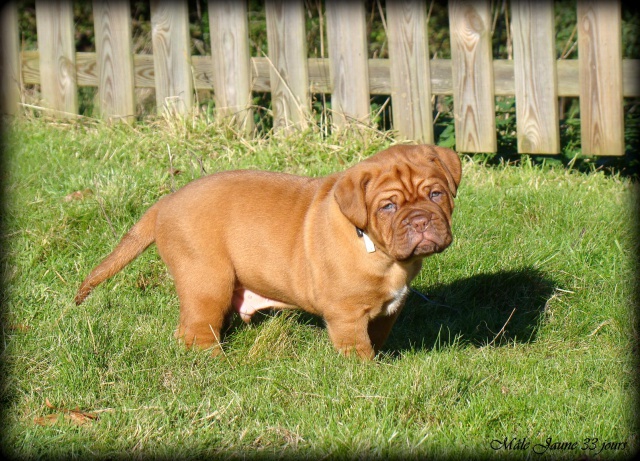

75,204,160,305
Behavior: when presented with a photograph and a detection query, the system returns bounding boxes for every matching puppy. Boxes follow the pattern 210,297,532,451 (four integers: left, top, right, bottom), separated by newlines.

76,144,461,359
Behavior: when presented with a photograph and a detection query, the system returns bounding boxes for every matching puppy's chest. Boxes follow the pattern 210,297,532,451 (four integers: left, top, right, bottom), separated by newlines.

381,285,410,316
375,261,420,316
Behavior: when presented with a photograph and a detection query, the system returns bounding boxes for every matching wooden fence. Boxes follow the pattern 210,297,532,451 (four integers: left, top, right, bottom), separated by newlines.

1,0,638,156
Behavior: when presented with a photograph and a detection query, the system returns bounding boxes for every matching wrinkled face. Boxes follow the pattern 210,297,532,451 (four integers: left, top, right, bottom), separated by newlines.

334,145,461,262
366,160,456,260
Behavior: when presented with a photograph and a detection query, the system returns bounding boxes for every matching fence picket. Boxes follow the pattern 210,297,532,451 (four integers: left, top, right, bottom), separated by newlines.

326,0,370,128
1,1,20,115
511,0,560,154
150,0,192,115
449,0,496,153
93,0,135,121
577,0,624,156
35,0,77,117
265,0,310,133
386,0,434,143
208,0,253,135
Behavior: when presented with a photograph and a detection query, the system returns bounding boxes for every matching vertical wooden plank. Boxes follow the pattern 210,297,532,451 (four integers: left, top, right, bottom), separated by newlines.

448,0,495,152
150,0,193,115
265,0,309,133
325,0,370,128
208,0,254,135
93,0,136,122
577,0,624,156
511,0,559,154
386,0,434,143
35,0,78,117
0,1,20,115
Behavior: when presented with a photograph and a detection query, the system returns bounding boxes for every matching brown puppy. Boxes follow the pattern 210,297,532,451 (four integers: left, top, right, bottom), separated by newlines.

75,144,461,359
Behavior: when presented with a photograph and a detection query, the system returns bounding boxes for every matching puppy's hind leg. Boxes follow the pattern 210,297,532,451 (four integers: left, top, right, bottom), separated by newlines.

172,263,235,356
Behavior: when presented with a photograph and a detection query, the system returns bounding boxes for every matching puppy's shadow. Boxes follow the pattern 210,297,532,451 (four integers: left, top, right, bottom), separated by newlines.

383,266,557,355
226,266,557,357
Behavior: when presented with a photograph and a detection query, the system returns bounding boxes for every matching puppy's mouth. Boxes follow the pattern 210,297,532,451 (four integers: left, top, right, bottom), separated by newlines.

412,232,450,256
393,212,452,261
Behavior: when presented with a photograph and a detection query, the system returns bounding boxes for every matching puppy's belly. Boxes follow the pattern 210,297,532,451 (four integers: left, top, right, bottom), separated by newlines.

232,286,295,323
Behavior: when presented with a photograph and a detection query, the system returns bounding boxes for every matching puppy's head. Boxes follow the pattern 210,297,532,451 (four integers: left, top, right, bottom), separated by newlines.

334,145,462,261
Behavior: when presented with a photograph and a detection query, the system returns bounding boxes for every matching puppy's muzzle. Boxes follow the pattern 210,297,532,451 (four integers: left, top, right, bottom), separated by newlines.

398,210,452,259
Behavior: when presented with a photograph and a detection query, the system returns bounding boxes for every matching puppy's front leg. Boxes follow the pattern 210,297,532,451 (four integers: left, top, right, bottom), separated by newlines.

367,310,402,354
324,314,375,360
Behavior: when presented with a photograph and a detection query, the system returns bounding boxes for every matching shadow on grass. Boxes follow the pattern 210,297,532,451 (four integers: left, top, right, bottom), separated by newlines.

226,266,557,357
383,266,557,355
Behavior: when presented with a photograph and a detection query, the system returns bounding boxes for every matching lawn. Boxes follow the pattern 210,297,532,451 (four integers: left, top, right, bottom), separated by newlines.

1,116,638,459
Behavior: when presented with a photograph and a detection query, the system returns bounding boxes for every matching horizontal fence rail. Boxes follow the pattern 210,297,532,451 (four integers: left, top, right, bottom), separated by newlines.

2,0,639,156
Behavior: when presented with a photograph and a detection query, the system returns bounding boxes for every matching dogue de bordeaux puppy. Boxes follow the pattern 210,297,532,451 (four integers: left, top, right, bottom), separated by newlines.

75,144,462,359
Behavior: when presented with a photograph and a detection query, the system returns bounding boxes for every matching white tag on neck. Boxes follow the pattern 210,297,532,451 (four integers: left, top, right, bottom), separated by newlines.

362,232,376,253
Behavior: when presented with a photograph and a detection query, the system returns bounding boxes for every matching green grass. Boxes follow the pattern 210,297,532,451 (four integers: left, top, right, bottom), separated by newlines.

1,115,638,460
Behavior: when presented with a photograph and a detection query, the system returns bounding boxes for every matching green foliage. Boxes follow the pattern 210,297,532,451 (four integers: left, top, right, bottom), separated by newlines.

1,116,638,458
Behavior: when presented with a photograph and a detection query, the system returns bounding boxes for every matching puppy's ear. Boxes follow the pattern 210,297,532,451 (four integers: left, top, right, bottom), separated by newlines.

433,146,462,196
333,169,371,230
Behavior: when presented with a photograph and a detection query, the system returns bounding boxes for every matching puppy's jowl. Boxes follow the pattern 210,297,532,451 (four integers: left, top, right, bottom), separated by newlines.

76,145,462,359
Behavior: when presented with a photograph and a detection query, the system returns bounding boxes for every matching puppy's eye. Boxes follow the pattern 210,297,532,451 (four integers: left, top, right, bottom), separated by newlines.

430,190,444,201
380,203,397,212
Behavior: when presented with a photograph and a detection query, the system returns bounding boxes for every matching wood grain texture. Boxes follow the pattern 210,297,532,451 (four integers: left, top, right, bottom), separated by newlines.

386,0,434,143
511,0,559,153
577,0,624,156
325,0,370,128
265,0,309,133
1,1,20,115
449,0,496,153
150,0,192,115
93,0,135,121
21,53,640,99
35,0,77,117
208,0,253,135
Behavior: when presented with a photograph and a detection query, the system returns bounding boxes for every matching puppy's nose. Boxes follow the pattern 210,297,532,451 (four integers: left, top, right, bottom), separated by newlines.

411,214,434,233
